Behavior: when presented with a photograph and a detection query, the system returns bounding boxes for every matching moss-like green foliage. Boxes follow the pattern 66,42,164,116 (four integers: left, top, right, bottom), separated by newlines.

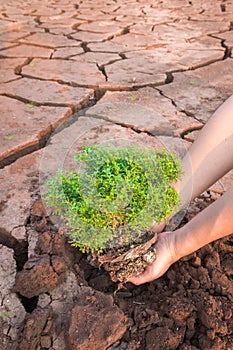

45,145,183,253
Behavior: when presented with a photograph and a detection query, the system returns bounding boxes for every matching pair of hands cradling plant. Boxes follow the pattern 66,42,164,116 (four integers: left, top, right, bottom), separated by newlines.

129,95,233,285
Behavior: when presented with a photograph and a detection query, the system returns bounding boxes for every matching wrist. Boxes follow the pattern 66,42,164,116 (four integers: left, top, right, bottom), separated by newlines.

173,225,198,261
166,229,184,264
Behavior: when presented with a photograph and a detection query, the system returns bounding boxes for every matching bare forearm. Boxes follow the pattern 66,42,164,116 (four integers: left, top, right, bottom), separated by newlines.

129,97,233,285
174,187,233,259
179,95,233,206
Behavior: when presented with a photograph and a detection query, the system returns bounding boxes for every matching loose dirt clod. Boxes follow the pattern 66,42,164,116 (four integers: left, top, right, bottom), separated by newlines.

94,233,157,282
1,0,233,349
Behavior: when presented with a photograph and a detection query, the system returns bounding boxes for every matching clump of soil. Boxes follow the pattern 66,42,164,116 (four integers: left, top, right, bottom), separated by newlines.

6,186,233,350
92,232,157,282
86,194,233,350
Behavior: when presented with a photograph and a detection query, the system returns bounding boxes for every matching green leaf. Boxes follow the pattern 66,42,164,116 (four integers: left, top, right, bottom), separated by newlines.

0,311,10,317
27,102,35,108
130,95,137,101
5,135,14,140
190,80,197,86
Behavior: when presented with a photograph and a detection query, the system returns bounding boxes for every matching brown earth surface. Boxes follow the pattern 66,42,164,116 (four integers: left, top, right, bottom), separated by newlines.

0,0,233,349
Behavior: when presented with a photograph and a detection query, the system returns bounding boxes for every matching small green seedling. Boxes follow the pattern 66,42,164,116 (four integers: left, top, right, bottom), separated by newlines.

27,102,35,108
5,135,14,140
130,95,137,101
45,145,182,253
190,80,197,86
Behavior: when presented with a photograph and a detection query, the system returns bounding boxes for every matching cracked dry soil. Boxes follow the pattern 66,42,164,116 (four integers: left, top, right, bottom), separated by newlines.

1,0,233,349
3,181,233,350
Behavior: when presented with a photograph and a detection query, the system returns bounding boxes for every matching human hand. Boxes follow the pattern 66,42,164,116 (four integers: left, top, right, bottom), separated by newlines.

150,220,166,234
127,230,180,285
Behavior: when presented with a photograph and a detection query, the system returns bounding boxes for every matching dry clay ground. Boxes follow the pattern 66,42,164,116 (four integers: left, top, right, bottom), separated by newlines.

1,0,233,349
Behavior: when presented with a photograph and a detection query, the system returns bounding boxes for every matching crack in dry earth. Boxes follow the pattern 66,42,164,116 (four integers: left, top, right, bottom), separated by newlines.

1,1,233,349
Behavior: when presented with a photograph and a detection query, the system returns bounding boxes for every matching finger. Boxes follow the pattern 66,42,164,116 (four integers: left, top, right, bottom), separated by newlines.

151,220,166,233
127,274,150,285
127,264,156,285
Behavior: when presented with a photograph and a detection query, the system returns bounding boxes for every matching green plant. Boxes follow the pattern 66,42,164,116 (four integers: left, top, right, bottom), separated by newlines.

45,144,182,253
